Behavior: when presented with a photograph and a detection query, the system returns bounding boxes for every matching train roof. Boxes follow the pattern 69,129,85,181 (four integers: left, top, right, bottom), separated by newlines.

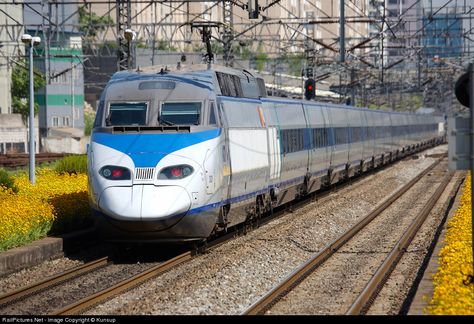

109,63,267,99
109,63,264,84
107,64,439,118
117,63,260,78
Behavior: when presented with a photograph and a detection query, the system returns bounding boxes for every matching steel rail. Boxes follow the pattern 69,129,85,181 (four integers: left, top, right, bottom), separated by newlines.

0,153,68,168
46,158,403,315
0,257,109,307
13,170,373,313
346,170,454,315
0,146,442,315
242,156,445,315
53,252,192,315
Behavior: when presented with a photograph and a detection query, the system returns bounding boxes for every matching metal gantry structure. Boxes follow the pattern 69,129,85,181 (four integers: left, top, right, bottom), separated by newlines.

116,0,133,71
1,0,474,114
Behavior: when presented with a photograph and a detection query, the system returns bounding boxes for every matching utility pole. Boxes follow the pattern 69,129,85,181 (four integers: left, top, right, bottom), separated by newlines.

418,52,422,90
116,0,132,71
71,54,75,128
399,68,403,111
470,63,474,273
222,1,234,67
21,34,41,185
339,0,345,63
351,68,355,106
451,64,474,275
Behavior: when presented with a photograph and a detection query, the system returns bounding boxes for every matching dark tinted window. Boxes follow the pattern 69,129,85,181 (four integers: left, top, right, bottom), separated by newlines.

208,102,217,125
139,81,175,90
161,102,201,125
106,102,147,126
256,78,267,97
281,128,305,154
94,100,105,128
216,72,243,97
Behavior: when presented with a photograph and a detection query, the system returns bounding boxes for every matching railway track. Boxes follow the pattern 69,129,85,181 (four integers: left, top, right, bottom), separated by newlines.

0,257,109,307
0,150,449,315
0,237,238,314
0,153,400,315
242,156,453,315
0,153,67,168
0,251,184,315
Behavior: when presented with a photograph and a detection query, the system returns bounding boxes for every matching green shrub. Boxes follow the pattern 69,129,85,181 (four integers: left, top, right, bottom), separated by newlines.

0,168,18,193
84,110,96,136
54,155,88,174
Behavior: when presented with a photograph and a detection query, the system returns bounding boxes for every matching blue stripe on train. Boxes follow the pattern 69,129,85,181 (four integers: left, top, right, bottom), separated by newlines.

92,129,221,167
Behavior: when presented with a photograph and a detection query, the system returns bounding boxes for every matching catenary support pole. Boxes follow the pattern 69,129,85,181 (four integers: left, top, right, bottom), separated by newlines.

28,43,35,185
29,42,35,184
470,63,474,274
339,0,345,63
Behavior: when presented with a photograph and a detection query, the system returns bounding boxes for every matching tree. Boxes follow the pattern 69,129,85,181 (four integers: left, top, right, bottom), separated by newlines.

254,43,268,72
78,6,114,39
11,59,45,123
157,40,177,52
83,108,96,136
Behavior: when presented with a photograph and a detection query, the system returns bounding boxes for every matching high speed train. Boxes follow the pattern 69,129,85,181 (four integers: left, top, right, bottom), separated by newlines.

87,64,445,244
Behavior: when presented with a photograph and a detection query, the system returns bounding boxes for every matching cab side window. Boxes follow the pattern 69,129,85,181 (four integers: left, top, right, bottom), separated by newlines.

209,101,217,126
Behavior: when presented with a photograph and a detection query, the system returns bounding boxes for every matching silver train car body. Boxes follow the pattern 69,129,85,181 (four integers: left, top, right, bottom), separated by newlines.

87,64,445,243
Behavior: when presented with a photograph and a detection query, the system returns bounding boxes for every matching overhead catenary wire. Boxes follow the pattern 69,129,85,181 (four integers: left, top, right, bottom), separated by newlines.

0,0,471,113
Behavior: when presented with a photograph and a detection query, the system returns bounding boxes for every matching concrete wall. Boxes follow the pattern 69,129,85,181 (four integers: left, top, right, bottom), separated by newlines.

0,114,39,154
41,135,89,154
0,114,87,154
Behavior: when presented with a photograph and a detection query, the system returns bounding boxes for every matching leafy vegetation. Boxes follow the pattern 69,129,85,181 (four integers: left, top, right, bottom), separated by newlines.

281,53,306,76
255,43,268,72
11,60,45,123
0,168,18,193
0,169,91,251
54,155,88,174
78,6,114,38
84,109,96,136
157,40,178,52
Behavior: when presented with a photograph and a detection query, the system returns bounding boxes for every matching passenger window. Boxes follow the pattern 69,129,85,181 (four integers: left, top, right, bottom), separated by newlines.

94,100,104,128
106,102,147,126
160,102,201,125
209,102,217,125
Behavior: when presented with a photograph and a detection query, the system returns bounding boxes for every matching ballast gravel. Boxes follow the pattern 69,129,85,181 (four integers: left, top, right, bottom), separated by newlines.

84,145,449,315
0,145,452,315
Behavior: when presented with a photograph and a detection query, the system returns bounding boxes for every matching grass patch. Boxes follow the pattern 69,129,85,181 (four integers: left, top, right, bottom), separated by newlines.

54,155,87,174
0,168,18,193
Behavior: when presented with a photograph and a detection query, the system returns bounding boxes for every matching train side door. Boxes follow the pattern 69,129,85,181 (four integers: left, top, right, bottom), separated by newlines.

215,100,232,200
267,126,281,182
300,104,311,175
203,104,225,198
262,101,281,185
365,111,376,159
321,106,334,168
304,103,328,176
203,101,215,195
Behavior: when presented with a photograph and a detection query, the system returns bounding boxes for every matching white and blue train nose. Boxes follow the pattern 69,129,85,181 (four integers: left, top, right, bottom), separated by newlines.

88,130,221,242
98,185,191,221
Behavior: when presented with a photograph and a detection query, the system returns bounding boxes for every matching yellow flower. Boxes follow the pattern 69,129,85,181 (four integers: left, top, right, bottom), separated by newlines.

425,173,474,315
0,169,91,251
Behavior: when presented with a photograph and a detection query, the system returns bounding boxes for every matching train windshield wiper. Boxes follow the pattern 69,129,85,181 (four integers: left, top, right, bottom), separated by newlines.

161,120,175,126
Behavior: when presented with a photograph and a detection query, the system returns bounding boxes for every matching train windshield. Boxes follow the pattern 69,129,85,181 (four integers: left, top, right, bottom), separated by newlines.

160,102,201,125
106,102,147,126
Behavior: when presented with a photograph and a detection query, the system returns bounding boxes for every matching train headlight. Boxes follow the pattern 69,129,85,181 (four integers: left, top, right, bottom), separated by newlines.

158,165,194,180
99,165,131,180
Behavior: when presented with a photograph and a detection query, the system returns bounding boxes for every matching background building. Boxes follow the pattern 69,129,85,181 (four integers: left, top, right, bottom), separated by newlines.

23,1,85,137
0,1,23,115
